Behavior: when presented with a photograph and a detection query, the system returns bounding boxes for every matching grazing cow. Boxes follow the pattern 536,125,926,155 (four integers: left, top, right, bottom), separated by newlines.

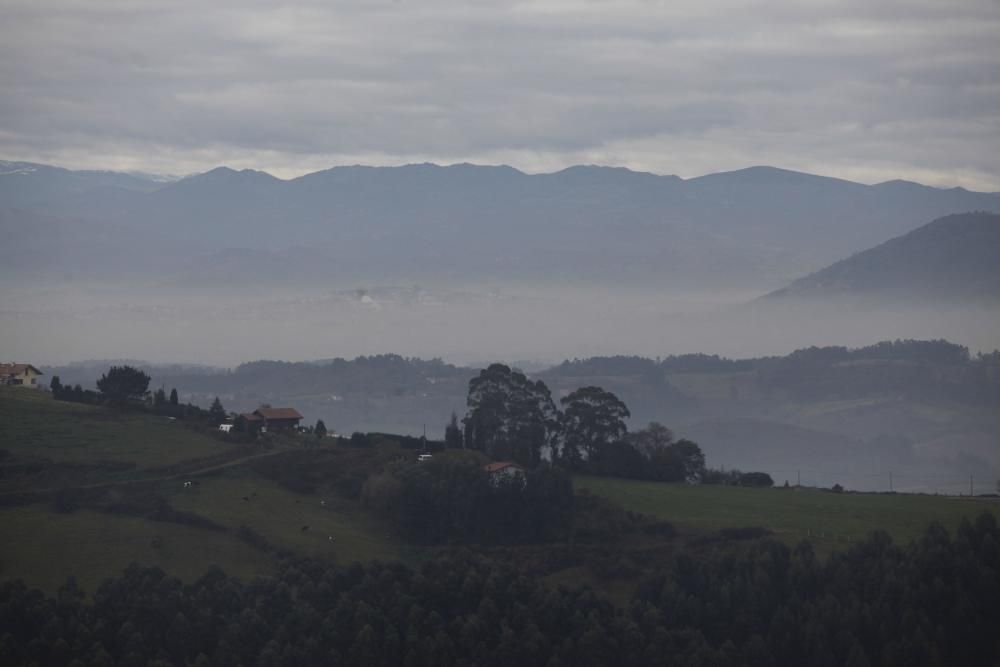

301,525,309,532
242,496,249,501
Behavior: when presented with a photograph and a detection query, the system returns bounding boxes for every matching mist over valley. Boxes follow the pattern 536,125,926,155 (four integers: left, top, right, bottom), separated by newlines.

4,161,1000,498
5,2,1000,662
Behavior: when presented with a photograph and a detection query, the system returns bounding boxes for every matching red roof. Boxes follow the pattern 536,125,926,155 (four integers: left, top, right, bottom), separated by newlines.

253,407,303,420
484,461,524,473
0,363,42,376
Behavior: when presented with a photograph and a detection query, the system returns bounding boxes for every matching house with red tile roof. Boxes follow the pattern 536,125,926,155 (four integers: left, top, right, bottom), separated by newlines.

0,363,43,389
483,461,526,484
241,406,303,432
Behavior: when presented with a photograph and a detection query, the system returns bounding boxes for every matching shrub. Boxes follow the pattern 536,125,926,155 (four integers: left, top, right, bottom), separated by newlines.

236,525,272,552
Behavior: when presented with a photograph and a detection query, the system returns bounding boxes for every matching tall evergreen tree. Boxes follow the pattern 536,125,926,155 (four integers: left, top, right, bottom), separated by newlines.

169,388,179,405
444,412,463,449
208,396,226,425
315,419,327,439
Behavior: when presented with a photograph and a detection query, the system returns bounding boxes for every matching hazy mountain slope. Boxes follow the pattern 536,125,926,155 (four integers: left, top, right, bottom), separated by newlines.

766,212,1000,301
0,160,167,209
661,166,999,263
0,208,191,280
6,160,998,287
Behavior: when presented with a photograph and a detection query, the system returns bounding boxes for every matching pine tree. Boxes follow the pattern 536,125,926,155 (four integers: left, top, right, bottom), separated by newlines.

169,388,179,405
208,396,226,425
315,419,327,439
445,412,463,449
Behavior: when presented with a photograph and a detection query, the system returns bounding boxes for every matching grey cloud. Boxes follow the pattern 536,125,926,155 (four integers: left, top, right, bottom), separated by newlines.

1,0,998,188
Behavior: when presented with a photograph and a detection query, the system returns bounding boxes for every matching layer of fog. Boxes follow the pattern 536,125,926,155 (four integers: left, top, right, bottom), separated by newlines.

6,280,998,495
3,281,999,367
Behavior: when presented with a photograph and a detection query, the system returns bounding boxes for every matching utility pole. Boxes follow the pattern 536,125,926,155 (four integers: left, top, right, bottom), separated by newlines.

889,471,893,493
797,469,801,486
970,474,974,497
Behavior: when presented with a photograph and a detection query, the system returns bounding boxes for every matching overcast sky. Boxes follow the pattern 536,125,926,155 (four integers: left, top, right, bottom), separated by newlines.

2,0,998,189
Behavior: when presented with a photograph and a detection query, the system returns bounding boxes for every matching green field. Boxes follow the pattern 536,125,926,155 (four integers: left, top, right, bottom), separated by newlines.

4,387,998,596
0,467,403,594
0,389,404,594
0,387,236,471
0,503,275,594
169,468,399,564
577,475,1000,553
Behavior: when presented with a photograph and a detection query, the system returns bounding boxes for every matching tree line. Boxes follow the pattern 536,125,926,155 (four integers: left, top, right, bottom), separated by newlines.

457,363,760,485
49,366,257,442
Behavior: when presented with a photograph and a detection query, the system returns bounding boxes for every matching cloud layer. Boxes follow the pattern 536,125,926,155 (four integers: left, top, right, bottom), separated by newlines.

2,0,998,188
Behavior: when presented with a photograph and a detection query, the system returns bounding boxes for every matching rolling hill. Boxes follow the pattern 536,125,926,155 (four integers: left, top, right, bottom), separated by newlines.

2,387,997,596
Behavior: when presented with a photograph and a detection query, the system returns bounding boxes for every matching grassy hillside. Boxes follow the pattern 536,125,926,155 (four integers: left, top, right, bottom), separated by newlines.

3,386,998,596
577,475,999,555
0,389,402,594
0,504,275,595
0,387,236,469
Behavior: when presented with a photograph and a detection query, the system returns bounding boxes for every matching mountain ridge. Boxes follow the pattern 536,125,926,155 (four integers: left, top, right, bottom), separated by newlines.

6,157,997,192
3,158,999,288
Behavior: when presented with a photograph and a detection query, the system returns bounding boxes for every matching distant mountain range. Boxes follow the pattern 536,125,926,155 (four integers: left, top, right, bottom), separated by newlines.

766,212,1000,302
2,159,998,288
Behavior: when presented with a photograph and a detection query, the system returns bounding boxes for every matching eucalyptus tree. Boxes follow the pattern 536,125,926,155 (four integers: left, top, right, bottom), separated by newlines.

463,363,561,466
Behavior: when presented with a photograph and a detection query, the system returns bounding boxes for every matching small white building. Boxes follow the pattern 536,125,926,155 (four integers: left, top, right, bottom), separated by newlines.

218,423,234,433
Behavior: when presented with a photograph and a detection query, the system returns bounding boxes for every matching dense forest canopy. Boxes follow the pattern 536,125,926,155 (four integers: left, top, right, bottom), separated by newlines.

2,515,998,666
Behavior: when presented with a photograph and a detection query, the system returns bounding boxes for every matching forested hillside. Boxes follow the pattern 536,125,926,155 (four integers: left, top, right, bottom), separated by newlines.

3,516,999,666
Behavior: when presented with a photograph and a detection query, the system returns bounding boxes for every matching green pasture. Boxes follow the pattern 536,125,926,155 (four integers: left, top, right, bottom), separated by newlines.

0,504,275,595
577,475,1000,553
0,387,236,471
169,468,400,564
